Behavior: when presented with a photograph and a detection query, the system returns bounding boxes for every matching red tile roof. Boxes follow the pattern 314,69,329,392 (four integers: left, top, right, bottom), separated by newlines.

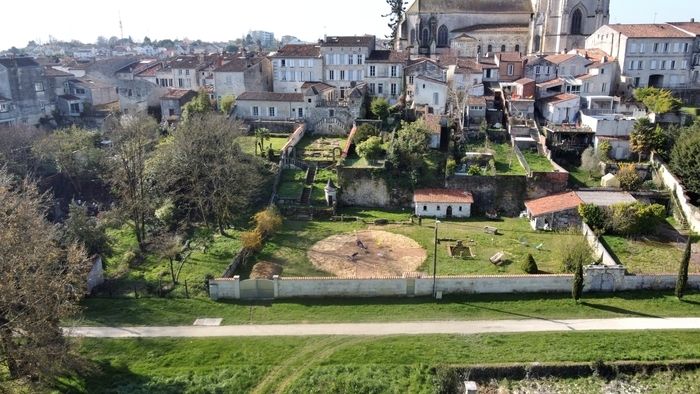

544,54,578,64
669,22,700,35
160,89,196,100
606,23,694,38
525,192,582,216
414,189,474,204
498,52,524,63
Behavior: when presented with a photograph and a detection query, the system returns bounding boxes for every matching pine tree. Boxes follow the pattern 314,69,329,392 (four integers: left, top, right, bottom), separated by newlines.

572,262,584,302
676,236,693,300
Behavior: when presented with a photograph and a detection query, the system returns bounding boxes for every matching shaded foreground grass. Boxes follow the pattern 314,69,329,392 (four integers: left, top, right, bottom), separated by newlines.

76,291,700,326
59,330,700,393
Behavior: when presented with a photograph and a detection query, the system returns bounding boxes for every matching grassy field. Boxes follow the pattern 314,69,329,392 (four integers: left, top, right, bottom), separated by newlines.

523,150,555,172
103,226,241,298
56,330,700,393
602,234,699,274
257,208,584,277
463,141,527,175
565,164,602,188
237,136,291,156
75,291,700,326
277,169,306,200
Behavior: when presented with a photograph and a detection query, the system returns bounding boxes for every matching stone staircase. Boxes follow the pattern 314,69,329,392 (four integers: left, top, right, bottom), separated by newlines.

299,165,317,205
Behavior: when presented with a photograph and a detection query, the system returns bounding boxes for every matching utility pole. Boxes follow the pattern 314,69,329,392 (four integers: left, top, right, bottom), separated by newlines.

119,11,124,40
432,219,440,298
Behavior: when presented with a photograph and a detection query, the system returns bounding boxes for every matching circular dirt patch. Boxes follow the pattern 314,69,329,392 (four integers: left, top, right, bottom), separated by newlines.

307,230,427,277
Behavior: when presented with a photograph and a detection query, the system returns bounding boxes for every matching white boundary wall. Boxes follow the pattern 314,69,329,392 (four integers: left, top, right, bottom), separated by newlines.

653,153,700,233
209,271,700,300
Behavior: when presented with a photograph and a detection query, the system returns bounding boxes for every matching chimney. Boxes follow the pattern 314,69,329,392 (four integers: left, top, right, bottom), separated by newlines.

692,18,695,23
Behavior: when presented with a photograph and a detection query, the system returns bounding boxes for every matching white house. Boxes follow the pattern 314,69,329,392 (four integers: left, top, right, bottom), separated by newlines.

538,93,580,124
580,112,637,160
413,75,448,115
413,189,473,218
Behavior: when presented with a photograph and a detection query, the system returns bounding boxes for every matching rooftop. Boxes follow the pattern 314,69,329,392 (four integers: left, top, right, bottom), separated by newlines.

497,52,524,63
413,189,474,204
214,57,260,73
540,93,579,105
668,21,700,35
407,0,532,15
320,35,375,48
605,23,694,38
525,192,582,216
576,191,637,206
452,23,530,34
544,53,581,65
0,57,39,68
160,89,196,100
43,66,74,77
237,91,304,102
366,50,406,63
271,44,321,58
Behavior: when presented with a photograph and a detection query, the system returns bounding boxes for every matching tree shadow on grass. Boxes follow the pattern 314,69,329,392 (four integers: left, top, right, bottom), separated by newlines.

579,302,660,318
57,360,187,394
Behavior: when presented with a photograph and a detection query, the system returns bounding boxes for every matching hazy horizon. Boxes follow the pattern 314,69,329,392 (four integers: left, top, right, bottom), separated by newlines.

2,0,698,50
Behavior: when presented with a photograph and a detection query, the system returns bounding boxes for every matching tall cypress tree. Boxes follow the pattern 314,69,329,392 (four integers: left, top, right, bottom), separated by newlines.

572,262,584,302
676,236,693,300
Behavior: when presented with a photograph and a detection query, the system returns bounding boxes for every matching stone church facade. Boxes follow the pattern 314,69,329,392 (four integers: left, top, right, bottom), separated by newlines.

396,0,610,56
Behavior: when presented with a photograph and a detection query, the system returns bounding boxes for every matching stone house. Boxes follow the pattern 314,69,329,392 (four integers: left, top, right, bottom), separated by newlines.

42,66,75,115
586,23,695,90
448,58,483,92
413,189,474,218
0,57,51,125
413,75,448,115
538,93,580,124
451,25,529,57
570,48,619,98
115,60,167,114
365,50,406,105
495,52,525,82
160,89,197,121
270,44,323,93
668,21,700,86
525,191,583,231
65,78,118,109
580,112,637,160
466,95,487,125
523,56,558,83
213,56,273,107
234,91,306,121
56,94,82,118
320,35,375,100
405,57,447,102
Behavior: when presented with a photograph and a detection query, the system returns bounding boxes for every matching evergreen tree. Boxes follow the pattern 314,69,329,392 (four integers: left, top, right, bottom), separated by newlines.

676,236,693,300
572,261,584,302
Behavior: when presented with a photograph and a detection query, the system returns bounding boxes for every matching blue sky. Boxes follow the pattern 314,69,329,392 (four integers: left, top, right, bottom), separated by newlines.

1,0,698,50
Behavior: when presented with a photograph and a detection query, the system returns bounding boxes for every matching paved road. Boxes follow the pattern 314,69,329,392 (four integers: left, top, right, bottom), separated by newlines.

65,317,700,338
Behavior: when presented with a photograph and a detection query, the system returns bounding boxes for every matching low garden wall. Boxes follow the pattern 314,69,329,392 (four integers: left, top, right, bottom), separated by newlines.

209,270,700,300
652,153,700,233
581,222,618,267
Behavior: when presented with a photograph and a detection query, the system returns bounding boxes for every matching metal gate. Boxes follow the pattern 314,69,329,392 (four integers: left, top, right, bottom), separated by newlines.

239,279,275,300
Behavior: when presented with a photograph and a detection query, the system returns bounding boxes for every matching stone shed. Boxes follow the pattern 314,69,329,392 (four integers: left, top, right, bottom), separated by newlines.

414,189,474,218
524,191,583,231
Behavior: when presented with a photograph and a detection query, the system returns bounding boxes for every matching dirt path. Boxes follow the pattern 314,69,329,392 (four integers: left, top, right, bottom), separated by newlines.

64,318,700,338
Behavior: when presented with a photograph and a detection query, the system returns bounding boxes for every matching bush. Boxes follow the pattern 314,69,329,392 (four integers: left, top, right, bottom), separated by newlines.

356,136,385,161
598,140,612,162
467,165,482,175
353,124,380,145
253,206,283,238
522,254,538,274
617,164,642,191
446,158,457,176
578,203,609,234
609,202,665,236
560,238,593,273
241,230,263,252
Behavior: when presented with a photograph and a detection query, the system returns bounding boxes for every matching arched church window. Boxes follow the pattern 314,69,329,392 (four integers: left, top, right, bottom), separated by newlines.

410,29,416,45
487,45,493,53
515,44,520,52
571,9,583,35
422,28,429,45
501,45,506,52
437,25,449,47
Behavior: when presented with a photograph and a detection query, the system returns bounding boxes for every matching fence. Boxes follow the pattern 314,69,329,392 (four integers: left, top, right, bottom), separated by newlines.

209,270,700,300
652,153,700,233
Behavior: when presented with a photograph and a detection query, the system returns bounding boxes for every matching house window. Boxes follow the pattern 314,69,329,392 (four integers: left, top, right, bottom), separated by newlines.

634,77,640,87
535,66,541,75
515,44,520,52
348,55,354,65
168,108,175,117
34,82,44,92
409,76,414,84
602,82,608,92
437,205,441,211
653,42,659,52
369,66,376,77
225,76,232,84
673,43,680,53
501,45,506,52
329,109,334,117
328,70,335,80
70,103,80,113
601,68,605,74
487,44,493,53
458,206,463,212
639,43,645,53
670,60,676,70
289,59,295,67
377,83,383,94
369,83,376,94
185,69,190,75
178,69,183,75
571,9,583,35
358,55,363,65
268,107,276,117
178,78,184,87
684,43,690,52
281,59,286,67
423,205,427,211
340,70,345,80
0,103,9,112
660,60,666,70
507,64,514,76
298,108,304,117
437,25,448,47
307,59,313,67
664,42,669,52
682,60,688,69
391,65,398,77
252,106,259,116
433,92,439,105
650,60,657,70
390,83,397,96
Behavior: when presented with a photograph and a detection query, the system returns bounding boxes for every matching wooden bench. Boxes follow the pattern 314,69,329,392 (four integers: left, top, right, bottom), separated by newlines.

484,226,499,235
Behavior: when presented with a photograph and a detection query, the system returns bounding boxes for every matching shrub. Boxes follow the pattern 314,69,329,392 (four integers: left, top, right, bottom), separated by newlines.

609,202,665,235
560,238,593,273
578,203,609,234
356,136,385,161
241,230,263,252
522,254,538,274
353,124,380,145
598,140,612,162
253,206,283,238
616,164,642,191
446,158,457,176
219,95,236,114
467,165,482,175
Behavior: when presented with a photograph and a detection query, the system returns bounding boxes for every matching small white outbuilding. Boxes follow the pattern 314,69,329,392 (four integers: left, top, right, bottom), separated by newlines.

413,189,474,218
601,173,620,188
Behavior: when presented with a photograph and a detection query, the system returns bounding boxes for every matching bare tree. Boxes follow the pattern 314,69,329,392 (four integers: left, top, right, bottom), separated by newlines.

0,169,90,385
448,87,470,135
105,113,159,250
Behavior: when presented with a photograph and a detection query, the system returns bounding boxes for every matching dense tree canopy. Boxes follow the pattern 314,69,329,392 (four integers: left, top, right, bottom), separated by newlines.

633,87,682,114
670,122,700,199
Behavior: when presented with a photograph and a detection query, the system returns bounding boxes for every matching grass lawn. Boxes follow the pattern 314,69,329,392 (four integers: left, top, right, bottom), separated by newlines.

277,169,306,199
104,226,241,298
523,150,555,172
237,136,290,156
258,208,584,277
602,234,699,274
342,154,386,168
563,164,601,188
463,141,526,175
58,330,700,393
310,168,337,206
75,291,700,326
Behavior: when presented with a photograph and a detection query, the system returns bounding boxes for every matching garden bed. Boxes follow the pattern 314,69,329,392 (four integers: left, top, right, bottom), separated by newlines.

461,141,526,175
296,136,346,162
523,150,555,172
277,169,306,200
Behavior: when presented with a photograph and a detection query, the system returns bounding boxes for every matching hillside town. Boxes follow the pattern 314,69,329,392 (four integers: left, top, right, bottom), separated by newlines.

2,0,700,392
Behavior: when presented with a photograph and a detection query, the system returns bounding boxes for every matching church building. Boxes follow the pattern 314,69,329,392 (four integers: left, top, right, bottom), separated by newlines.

395,0,610,56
